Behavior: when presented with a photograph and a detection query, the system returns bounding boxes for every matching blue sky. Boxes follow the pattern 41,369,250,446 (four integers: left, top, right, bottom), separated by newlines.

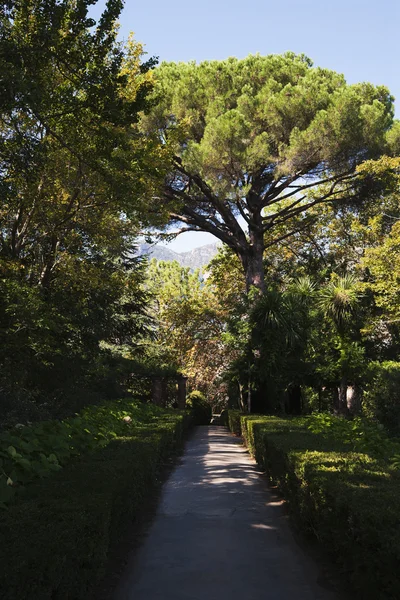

92,0,399,252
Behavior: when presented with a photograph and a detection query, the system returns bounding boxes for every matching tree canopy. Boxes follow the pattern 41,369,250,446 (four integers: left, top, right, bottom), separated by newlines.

1,7,400,430
0,0,163,422
141,53,396,290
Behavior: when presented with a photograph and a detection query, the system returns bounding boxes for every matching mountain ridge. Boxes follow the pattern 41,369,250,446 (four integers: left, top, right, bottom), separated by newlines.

137,242,219,270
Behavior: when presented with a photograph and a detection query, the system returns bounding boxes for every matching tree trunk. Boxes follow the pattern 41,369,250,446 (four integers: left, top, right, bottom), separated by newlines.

287,384,302,415
177,376,187,409
247,371,252,413
338,376,350,416
239,226,265,293
347,384,362,415
237,382,246,412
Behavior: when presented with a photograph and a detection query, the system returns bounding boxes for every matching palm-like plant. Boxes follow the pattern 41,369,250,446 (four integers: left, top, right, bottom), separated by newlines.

317,274,362,414
318,274,360,332
246,280,316,413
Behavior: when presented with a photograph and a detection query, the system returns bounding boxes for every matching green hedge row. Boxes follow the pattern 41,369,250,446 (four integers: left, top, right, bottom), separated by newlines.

0,407,191,600
227,410,242,436
0,398,178,506
228,411,400,600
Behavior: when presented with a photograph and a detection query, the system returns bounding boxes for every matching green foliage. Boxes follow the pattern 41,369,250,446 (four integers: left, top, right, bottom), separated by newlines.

224,277,317,412
307,412,400,458
186,391,212,425
148,55,393,193
145,258,231,403
0,410,191,600
142,54,395,292
0,1,166,422
0,397,180,507
317,274,360,331
362,362,400,432
227,410,242,436
0,255,156,422
362,221,400,325
227,413,400,599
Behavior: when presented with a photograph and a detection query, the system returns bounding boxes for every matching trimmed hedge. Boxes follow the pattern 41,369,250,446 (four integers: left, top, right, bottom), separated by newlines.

186,390,212,425
227,409,242,436
228,411,400,600
0,398,184,506
0,407,191,600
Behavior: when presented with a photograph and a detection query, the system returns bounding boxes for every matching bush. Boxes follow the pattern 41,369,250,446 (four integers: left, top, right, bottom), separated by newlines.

227,412,400,599
0,409,191,600
227,410,242,435
186,391,211,425
363,361,400,433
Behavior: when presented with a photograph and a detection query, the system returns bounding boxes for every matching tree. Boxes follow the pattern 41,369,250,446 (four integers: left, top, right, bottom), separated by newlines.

0,1,160,285
0,1,162,422
316,274,364,414
145,258,229,402
141,53,395,291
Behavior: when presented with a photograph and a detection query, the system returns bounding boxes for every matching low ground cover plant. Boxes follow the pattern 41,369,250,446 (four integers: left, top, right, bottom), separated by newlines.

228,411,400,599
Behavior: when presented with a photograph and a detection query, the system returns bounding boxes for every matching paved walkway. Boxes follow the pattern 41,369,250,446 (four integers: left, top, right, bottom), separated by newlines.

114,426,337,600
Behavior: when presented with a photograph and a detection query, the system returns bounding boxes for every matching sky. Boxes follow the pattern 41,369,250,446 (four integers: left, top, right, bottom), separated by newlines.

92,0,399,252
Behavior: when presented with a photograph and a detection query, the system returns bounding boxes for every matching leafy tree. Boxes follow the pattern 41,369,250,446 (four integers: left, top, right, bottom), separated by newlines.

356,158,400,329
221,276,315,413
0,0,160,283
0,1,161,422
145,258,229,402
315,274,364,414
141,53,395,291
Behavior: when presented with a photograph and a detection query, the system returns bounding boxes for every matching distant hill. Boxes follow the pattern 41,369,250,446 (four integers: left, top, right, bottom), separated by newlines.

138,242,219,270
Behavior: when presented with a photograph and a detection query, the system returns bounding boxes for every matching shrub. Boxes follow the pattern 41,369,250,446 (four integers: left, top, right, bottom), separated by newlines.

0,397,174,506
363,361,400,433
186,391,211,425
227,413,400,599
227,410,242,435
0,409,191,599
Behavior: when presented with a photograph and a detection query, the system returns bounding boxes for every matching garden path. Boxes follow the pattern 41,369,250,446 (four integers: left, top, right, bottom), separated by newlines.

114,426,337,600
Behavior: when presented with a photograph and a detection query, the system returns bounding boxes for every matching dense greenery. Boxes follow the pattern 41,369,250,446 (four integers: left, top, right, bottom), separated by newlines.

179,153,400,417
0,0,165,425
228,412,400,599
143,152,400,420
2,2,399,426
0,396,185,506
186,390,212,425
144,258,232,404
1,4,400,597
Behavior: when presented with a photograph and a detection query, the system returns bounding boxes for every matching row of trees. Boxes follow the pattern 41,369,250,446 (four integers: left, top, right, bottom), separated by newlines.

1,0,399,429
0,0,166,424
